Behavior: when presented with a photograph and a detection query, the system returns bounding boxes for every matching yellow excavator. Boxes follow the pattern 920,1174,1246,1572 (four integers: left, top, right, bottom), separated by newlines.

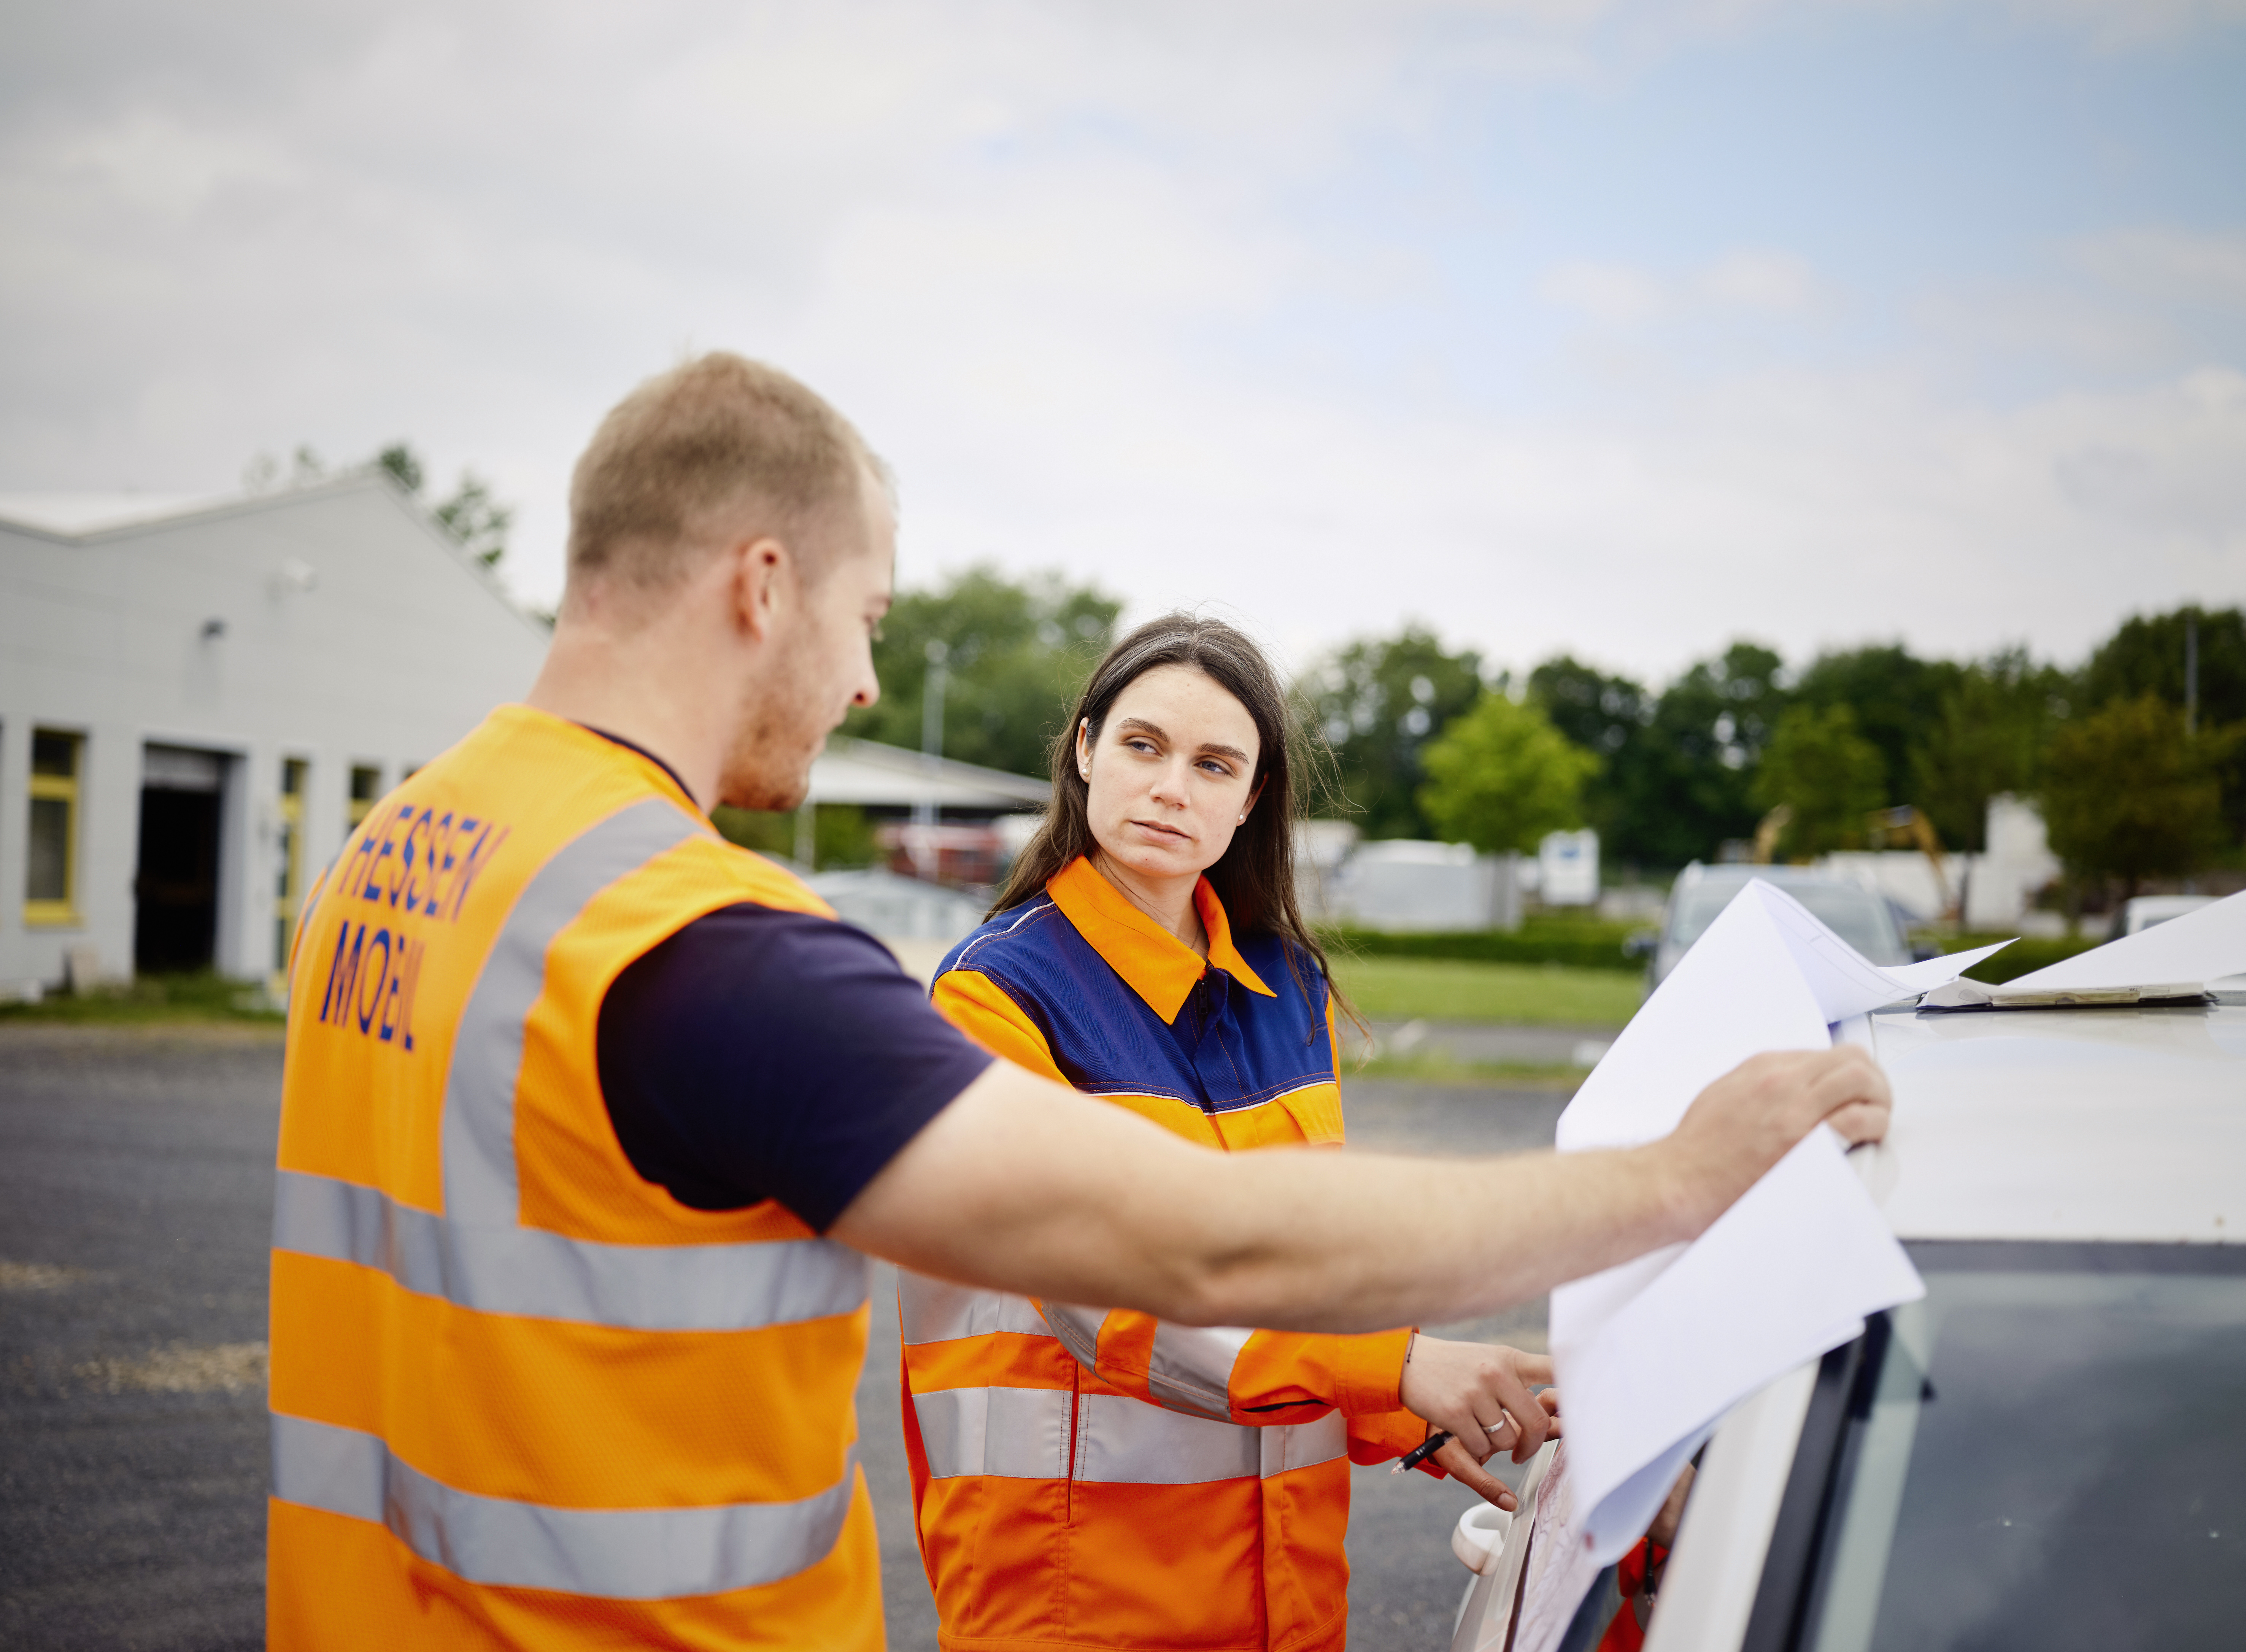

1749,802,1957,920
1749,805,1793,865
1864,804,1955,921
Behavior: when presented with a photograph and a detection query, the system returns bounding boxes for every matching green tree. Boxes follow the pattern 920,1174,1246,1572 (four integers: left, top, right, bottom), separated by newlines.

2041,694,2230,897
434,475,512,569
1614,642,1790,867
368,441,513,568
2081,605,2246,845
2083,606,2246,728
843,565,1122,779
374,442,423,494
1911,649,2070,851
1303,626,1486,839
1752,704,1886,859
1418,693,1599,854
1527,656,1655,859
1790,644,1960,810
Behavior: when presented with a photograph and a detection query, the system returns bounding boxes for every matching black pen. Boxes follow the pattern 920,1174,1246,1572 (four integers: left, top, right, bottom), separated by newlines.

1391,1430,1451,1474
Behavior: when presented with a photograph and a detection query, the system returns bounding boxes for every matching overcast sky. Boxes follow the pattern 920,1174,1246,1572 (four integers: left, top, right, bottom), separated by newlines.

4,0,2242,684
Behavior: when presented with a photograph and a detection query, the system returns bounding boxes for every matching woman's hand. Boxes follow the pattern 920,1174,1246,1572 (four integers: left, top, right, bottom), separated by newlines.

1398,1336,1562,1506
1426,1435,1522,1509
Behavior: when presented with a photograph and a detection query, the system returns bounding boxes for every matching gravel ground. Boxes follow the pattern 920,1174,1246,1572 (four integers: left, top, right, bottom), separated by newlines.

0,1027,1567,1652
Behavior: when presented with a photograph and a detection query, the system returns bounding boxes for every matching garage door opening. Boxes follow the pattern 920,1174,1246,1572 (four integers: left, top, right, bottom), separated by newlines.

135,745,227,974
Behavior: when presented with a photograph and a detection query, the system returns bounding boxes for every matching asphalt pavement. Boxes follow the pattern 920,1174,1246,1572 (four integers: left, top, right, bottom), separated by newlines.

0,1026,1567,1652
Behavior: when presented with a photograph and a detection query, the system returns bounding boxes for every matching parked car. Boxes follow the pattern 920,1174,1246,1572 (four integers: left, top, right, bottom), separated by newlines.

2111,893,2218,938
1634,864,1919,993
1447,991,2246,1650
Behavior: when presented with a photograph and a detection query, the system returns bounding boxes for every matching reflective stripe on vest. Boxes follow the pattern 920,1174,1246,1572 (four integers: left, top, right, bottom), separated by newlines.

273,782,869,1602
270,1414,861,1599
272,1170,865,1331
439,798,700,1226
912,1387,1347,1485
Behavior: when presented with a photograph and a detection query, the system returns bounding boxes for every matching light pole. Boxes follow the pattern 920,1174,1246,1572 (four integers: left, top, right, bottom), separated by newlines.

912,641,949,876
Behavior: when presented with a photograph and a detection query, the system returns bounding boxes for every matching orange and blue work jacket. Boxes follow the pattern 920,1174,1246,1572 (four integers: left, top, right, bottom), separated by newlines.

901,855,1433,1652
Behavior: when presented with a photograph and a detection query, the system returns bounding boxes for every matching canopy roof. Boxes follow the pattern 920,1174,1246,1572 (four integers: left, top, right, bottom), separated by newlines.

807,737,1048,811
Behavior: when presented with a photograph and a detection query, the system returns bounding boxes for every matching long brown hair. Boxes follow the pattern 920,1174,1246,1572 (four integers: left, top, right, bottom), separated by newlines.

991,613,1358,1032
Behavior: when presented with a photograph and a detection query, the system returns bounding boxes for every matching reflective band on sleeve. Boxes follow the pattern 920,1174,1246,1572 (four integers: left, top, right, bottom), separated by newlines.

1076,1395,1261,1485
1145,1322,1252,1422
911,1386,1074,1481
270,1412,858,1600
273,1170,868,1332
898,1275,1054,1345
442,799,704,1228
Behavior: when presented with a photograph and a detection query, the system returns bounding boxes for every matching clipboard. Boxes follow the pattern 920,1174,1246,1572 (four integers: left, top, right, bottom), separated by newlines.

1447,1442,1555,1652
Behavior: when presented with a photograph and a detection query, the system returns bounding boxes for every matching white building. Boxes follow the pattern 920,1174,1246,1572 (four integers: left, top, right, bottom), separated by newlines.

0,477,550,997
1330,839,1522,932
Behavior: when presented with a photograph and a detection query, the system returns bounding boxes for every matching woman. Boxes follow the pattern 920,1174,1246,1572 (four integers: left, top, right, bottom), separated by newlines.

899,615,1556,1652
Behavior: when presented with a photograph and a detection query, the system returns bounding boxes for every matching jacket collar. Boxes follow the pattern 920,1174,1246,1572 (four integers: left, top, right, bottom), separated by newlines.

1047,855,1276,1024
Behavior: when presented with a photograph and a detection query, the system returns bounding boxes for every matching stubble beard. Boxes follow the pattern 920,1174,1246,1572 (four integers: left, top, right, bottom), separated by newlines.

716,635,830,813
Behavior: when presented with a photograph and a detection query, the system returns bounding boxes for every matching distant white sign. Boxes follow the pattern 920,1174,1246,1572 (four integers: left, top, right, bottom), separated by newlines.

1538,829,1599,907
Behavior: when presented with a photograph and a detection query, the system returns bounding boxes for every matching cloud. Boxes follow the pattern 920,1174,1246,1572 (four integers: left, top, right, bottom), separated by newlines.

0,0,2240,689
1540,261,1671,325
2076,227,2246,310
1696,249,1820,312
1538,249,1822,331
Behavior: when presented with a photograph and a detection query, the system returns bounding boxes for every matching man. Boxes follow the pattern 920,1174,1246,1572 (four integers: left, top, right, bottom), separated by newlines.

268,353,1890,1650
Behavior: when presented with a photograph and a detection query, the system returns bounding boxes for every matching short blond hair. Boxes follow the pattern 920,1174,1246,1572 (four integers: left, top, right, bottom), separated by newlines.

565,352,877,595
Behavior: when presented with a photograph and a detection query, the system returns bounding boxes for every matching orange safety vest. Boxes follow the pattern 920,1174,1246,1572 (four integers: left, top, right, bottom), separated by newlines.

900,858,1430,1652
267,705,882,1650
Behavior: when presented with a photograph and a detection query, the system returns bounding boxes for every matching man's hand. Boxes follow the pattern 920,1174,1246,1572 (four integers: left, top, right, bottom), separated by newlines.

1398,1338,1561,1506
1662,1045,1892,1229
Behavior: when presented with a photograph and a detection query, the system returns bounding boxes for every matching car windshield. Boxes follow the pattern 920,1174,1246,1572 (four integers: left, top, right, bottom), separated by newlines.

1792,1242,2246,1649
1666,880,1904,964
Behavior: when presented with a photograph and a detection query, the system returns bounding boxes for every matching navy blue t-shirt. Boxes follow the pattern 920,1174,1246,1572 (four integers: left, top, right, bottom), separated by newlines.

585,731,993,1233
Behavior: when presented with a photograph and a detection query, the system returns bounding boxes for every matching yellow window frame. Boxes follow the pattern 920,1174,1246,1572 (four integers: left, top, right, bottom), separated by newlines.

275,758,308,969
347,764,381,837
25,732,83,928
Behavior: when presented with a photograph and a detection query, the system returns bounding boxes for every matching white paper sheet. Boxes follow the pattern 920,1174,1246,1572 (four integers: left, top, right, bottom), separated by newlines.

1930,886,2246,1002
1546,880,1977,1585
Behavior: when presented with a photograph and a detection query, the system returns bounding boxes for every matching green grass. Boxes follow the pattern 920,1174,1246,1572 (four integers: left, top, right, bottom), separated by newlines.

1353,1053,1589,1090
1329,956,1642,1028
1320,917,1646,972
0,971,283,1026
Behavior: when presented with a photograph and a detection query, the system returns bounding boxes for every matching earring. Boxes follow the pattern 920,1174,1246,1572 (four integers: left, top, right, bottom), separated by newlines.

1237,814,1246,823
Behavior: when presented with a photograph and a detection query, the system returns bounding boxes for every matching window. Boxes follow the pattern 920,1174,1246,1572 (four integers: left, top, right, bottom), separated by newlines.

1761,1241,2246,1649
347,765,381,843
275,758,307,967
26,729,84,926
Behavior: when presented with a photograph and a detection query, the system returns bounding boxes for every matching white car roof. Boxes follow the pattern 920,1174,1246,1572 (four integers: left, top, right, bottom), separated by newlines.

1866,1002,2246,1245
